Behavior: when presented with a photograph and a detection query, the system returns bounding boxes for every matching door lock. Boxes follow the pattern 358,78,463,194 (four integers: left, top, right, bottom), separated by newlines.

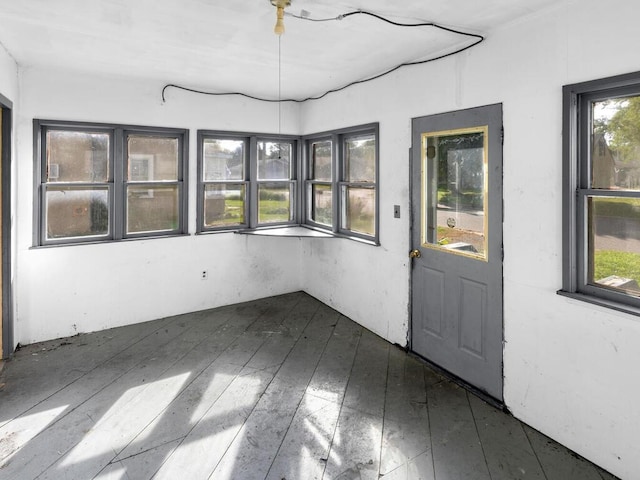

409,249,421,259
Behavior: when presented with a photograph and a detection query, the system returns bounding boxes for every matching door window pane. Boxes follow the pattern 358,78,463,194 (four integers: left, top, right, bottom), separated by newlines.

127,185,178,233
310,184,332,226
203,139,245,181
588,196,640,296
258,141,292,180
128,136,178,181
341,186,375,236
45,187,109,239
258,183,292,223
422,128,487,258
46,131,109,182
345,134,376,182
204,184,246,227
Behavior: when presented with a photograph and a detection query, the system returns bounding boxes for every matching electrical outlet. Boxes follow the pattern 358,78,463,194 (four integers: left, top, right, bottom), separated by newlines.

201,270,208,280
393,205,401,218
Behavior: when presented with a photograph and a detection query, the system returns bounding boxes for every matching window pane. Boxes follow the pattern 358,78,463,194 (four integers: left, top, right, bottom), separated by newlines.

45,187,109,239
46,131,109,183
127,185,179,234
258,183,292,224
128,136,178,181
203,138,244,181
312,140,332,181
258,141,292,180
345,134,376,182
204,184,246,227
592,97,640,190
588,196,640,296
342,186,375,236
310,184,332,226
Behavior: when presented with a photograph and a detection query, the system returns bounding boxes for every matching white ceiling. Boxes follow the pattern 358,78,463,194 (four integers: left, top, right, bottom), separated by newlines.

0,0,559,101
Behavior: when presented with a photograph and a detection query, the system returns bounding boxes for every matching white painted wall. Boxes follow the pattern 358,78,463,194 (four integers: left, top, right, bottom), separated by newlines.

300,1,640,478
14,67,304,343
0,44,18,101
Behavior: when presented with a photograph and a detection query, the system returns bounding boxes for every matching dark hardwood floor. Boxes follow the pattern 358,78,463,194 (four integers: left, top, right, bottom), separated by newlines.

0,292,618,479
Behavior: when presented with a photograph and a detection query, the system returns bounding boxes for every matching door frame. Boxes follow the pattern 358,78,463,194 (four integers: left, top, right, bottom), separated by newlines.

0,92,12,359
408,104,504,404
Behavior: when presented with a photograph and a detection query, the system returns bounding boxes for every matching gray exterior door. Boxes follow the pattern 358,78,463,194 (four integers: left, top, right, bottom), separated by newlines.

410,104,503,401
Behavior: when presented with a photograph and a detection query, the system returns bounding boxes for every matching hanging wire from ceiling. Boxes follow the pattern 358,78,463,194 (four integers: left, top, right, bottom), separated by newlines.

161,9,484,104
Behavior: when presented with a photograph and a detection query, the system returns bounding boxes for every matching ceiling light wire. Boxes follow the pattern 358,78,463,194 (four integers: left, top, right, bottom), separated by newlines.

278,34,282,135
161,9,485,104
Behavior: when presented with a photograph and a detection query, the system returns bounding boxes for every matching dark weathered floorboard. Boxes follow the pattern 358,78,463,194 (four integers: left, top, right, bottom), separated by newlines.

0,293,620,480
425,367,492,480
379,347,434,480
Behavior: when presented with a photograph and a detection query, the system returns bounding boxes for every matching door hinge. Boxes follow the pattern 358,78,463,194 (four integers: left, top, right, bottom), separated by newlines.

501,126,504,146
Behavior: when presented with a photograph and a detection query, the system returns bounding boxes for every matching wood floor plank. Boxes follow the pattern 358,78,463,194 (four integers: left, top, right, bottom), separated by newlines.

379,348,434,479
151,295,315,479
209,304,336,479
266,314,361,480
468,394,546,480
0,310,241,479
95,439,182,480
425,367,492,480
0,315,177,428
523,425,603,480
322,329,389,480
0,316,198,477
112,321,264,462
150,365,275,479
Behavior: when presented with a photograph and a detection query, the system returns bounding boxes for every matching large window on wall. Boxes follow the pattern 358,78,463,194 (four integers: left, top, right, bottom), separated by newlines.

197,131,298,232
304,124,379,243
34,120,188,246
561,71,640,313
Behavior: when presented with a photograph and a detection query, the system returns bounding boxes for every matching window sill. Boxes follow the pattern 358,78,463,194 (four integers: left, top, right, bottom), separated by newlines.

235,225,380,246
236,226,335,238
31,232,189,249
557,289,640,318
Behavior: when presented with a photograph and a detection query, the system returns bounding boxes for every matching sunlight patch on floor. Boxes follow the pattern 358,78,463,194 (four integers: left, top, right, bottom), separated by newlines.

61,373,190,467
0,405,68,465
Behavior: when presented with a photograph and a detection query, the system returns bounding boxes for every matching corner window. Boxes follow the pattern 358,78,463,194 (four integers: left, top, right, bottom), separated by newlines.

304,124,379,242
197,132,298,232
35,120,188,246
562,72,640,312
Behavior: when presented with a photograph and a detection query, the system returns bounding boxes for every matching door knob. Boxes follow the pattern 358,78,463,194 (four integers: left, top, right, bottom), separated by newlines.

409,249,421,259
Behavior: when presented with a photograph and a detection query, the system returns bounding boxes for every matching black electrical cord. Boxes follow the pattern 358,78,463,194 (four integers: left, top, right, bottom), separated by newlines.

161,9,484,104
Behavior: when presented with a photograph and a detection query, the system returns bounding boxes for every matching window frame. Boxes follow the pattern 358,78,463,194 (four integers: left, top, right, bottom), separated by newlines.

303,123,379,244
34,119,189,246
196,130,300,233
561,71,640,314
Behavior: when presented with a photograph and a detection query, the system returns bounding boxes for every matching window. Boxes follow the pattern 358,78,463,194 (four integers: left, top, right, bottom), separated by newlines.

197,132,298,232
35,120,188,245
562,71,640,312
304,124,379,242
197,125,378,244
199,136,248,230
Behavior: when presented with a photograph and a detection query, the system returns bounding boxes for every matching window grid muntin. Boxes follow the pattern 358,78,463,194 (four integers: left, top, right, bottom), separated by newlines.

338,129,378,240
563,73,640,311
35,120,188,246
197,132,298,232
124,132,184,237
198,134,250,232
